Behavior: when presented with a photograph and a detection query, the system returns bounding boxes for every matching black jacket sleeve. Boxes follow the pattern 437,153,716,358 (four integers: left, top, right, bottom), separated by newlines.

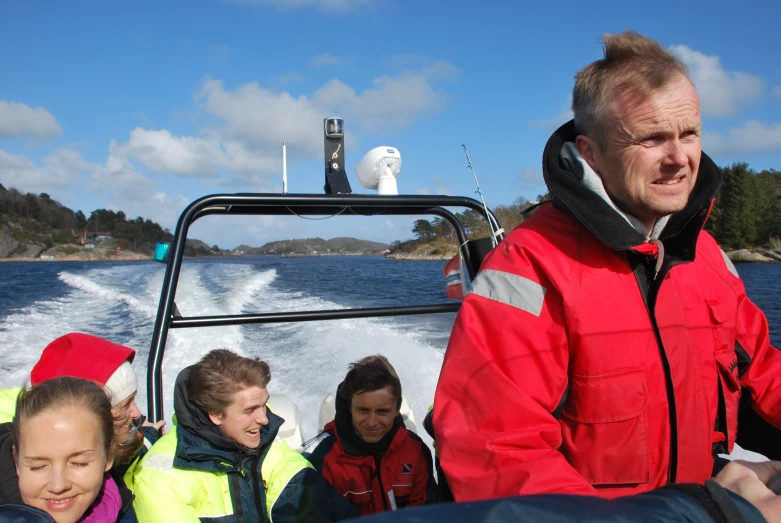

351,483,765,523
270,467,358,522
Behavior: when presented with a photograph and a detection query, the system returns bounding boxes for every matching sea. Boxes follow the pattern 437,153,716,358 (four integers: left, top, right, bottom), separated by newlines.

1,256,779,459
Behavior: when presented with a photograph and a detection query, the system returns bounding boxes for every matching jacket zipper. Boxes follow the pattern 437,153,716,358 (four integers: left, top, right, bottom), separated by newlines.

374,455,389,512
646,257,684,485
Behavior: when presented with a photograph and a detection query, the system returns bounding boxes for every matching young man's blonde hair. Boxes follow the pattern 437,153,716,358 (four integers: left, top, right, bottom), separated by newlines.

573,30,690,146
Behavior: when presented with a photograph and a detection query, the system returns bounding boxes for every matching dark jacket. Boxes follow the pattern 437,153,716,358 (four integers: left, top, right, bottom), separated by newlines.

304,384,438,516
354,481,765,523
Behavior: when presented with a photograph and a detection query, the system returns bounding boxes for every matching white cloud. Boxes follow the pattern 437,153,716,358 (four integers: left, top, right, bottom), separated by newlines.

276,72,305,84
414,178,452,196
0,148,91,193
0,101,61,138
198,79,325,157
671,45,766,117
226,0,376,12
198,70,449,149
702,120,781,154
309,53,348,69
773,85,781,100
388,56,461,81
111,128,279,178
315,73,447,133
92,152,189,228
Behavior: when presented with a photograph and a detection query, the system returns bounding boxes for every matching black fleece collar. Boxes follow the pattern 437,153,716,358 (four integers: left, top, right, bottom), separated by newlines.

333,382,403,457
0,423,23,505
542,120,722,252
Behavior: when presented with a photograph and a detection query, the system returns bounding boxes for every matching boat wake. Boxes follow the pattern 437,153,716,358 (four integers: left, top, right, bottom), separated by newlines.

0,260,444,451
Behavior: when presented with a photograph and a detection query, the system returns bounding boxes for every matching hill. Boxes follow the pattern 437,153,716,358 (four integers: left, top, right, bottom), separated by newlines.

232,237,389,256
0,184,211,260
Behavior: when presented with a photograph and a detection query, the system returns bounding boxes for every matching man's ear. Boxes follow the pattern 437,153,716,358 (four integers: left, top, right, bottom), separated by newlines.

575,134,600,173
208,412,224,426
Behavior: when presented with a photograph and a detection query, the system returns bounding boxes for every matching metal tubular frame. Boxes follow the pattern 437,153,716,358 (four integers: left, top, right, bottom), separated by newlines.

146,193,503,421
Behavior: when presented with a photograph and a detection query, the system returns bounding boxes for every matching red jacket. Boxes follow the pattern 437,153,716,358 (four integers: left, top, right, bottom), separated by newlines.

304,419,436,517
433,121,781,502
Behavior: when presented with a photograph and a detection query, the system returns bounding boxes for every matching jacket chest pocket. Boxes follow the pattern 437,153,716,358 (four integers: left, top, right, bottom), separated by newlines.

708,300,740,450
344,489,374,515
560,368,649,486
389,482,413,509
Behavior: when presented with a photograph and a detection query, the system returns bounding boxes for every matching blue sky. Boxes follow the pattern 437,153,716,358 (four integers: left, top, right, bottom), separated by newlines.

1,0,780,248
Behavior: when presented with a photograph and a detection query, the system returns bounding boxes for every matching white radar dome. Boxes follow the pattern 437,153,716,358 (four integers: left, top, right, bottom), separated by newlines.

356,146,401,195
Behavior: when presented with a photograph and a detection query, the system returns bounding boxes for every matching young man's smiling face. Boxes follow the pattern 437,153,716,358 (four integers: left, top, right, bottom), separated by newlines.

350,387,399,444
209,386,270,448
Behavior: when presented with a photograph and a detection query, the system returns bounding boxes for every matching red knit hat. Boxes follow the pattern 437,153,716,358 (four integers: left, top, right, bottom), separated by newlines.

30,333,136,387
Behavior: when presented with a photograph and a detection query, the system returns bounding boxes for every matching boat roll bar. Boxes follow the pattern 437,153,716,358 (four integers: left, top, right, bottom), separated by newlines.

146,193,503,422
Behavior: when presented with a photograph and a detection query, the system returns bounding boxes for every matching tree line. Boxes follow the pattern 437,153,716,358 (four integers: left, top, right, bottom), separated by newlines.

0,184,173,253
706,164,781,249
399,162,781,252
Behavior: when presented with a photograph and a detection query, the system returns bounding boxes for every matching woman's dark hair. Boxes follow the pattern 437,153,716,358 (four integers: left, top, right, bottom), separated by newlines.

12,376,115,461
339,355,402,411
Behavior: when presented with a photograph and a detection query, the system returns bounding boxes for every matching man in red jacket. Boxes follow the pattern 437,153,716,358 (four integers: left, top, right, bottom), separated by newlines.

434,30,781,504
304,355,439,516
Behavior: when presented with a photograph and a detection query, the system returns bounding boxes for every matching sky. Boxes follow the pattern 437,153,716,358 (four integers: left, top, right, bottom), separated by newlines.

1,0,780,249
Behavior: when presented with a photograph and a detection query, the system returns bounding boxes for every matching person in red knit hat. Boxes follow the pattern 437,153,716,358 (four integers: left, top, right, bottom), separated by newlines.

28,332,164,462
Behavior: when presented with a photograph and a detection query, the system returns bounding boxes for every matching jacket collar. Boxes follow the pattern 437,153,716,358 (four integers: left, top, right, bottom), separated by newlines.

0,423,23,505
173,366,283,471
542,120,722,254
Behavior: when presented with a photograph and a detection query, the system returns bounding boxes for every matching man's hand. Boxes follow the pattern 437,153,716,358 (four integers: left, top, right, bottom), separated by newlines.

714,460,781,522
142,418,166,435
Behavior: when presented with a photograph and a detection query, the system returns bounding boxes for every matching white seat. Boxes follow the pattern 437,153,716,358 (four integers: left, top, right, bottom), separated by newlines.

268,394,304,451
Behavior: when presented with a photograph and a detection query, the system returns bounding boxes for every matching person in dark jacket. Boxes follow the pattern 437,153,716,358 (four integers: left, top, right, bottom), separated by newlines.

129,349,357,523
303,355,439,516
0,377,133,523
434,30,781,515
358,460,781,523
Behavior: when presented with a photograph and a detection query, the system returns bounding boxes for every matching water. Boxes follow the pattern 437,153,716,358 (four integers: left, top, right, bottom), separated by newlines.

0,257,779,457
0,256,457,450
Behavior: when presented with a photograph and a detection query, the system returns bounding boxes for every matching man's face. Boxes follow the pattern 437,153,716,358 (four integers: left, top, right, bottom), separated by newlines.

112,393,142,446
209,386,269,449
578,76,702,228
350,387,399,444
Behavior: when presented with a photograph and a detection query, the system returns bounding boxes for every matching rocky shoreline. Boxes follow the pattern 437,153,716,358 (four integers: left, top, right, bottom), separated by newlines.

0,246,150,263
725,249,781,263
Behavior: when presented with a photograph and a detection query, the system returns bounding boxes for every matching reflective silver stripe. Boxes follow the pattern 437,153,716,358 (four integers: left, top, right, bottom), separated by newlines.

140,453,174,473
469,269,546,317
721,249,740,279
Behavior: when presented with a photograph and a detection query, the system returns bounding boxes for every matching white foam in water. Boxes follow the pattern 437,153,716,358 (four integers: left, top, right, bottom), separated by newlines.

0,260,445,454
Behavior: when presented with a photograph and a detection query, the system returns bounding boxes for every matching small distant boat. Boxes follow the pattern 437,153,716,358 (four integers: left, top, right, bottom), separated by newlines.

381,249,391,257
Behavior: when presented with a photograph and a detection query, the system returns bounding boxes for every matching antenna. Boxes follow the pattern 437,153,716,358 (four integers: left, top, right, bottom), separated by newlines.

462,144,499,247
282,142,288,194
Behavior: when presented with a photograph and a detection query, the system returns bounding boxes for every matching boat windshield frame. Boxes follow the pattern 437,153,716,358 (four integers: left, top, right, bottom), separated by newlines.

147,192,503,422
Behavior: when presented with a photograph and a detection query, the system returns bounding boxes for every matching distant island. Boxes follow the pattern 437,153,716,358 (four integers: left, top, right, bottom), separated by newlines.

231,237,389,257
